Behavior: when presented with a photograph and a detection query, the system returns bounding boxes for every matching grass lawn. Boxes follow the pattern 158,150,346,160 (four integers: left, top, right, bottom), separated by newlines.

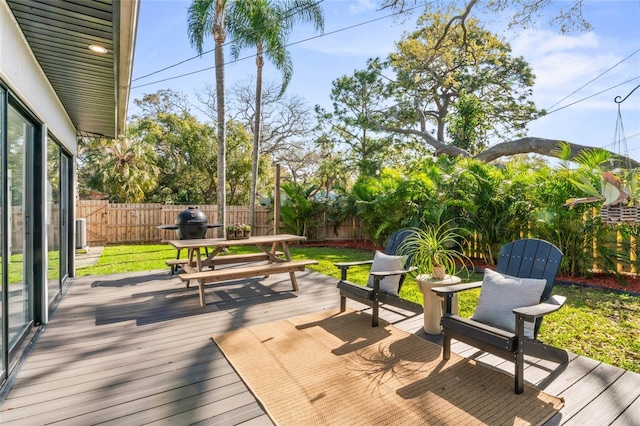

76,244,640,373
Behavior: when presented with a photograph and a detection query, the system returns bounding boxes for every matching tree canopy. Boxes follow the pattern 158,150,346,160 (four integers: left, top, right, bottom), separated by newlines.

79,90,272,205
381,0,592,33
386,7,539,147
315,58,422,177
316,5,639,171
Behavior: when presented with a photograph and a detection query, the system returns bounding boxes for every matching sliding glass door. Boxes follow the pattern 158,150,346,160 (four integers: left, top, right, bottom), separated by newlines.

0,87,73,389
6,103,32,352
46,141,60,304
46,140,70,305
0,86,5,381
60,154,69,288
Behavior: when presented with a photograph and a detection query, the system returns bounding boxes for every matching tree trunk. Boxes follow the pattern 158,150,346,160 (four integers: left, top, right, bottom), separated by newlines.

379,123,640,168
474,137,640,168
249,47,264,230
214,5,226,236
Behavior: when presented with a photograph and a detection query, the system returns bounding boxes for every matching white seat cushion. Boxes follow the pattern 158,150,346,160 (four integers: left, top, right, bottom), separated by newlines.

366,250,407,296
471,269,547,339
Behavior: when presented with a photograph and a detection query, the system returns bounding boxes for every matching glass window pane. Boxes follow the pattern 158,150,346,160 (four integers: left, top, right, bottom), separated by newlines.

7,104,31,350
47,139,60,303
0,88,4,377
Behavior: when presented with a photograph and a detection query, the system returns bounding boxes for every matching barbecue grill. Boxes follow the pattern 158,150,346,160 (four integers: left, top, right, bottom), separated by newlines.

158,206,222,239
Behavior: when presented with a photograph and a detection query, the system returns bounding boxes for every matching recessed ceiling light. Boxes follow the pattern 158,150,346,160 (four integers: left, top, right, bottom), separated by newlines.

89,44,108,54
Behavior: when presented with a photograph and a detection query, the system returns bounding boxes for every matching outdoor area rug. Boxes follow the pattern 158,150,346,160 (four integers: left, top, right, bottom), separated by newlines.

213,309,564,425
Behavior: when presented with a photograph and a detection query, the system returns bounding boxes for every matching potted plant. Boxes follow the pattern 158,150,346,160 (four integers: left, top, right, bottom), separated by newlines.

399,221,473,334
226,225,237,240
226,224,251,239
400,221,472,280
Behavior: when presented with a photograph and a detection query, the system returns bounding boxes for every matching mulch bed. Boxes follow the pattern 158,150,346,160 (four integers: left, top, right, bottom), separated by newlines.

303,240,640,296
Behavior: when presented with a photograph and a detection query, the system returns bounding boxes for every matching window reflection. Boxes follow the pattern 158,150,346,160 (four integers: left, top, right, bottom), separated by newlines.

7,104,31,350
47,140,61,303
0,89,4,377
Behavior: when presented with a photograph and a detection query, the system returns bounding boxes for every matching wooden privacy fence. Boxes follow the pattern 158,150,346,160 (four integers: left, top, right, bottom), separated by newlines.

76,201,360,246
75,201,636,275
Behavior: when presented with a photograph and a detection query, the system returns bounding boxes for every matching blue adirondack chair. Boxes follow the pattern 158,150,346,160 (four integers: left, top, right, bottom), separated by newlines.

433,238,568,394
335,229,420,327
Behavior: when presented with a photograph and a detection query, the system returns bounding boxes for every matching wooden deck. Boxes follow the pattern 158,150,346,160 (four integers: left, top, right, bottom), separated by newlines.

1,268,638,425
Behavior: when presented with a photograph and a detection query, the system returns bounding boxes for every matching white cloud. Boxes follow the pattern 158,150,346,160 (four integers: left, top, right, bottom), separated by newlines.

533,52,618,90
303,34,396,57
508,29,633,111
511,29,600,56
348,0,377,14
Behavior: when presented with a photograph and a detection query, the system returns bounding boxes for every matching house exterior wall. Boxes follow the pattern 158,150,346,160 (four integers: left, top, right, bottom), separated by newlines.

0,0,138,397
0,1,77,154
0,1,78,391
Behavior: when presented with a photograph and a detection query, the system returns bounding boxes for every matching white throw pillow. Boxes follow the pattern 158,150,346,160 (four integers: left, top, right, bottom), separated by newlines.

366,250,407,296
471,269,547,339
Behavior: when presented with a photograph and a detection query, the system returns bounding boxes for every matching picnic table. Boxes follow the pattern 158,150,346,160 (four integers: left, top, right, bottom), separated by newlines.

167,234,318,307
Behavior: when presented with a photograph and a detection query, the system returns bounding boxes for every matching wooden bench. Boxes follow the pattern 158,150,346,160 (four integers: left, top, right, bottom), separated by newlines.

178,259,319,307
166,252,284,274
166,259,189,275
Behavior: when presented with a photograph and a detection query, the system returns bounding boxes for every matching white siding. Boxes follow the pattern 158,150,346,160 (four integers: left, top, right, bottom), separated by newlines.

0,1,77,154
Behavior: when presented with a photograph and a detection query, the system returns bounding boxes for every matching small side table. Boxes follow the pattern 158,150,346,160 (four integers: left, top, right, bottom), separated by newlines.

417,274,461,334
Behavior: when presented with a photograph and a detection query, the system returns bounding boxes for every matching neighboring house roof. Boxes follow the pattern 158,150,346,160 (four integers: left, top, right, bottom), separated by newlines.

5,0,139,139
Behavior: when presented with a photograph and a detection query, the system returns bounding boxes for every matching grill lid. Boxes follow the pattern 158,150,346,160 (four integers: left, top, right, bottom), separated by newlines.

176,207,208,225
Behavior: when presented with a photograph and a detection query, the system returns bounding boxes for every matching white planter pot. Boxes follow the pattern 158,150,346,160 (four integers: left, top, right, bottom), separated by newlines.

416,274,461,334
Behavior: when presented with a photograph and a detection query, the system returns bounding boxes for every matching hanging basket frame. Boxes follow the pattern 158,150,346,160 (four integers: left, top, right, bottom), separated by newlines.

600,204,640,224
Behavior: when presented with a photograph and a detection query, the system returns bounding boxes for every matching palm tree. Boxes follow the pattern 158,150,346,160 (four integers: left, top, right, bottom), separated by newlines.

226,0,324,230
90,136,159,203
187,0,228,234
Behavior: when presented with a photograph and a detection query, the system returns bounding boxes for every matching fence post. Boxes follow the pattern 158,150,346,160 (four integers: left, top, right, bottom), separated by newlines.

631,235,637,275
274,164,280,235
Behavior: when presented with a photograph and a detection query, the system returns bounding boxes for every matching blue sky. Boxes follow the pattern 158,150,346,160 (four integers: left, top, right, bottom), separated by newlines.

129,0,640,161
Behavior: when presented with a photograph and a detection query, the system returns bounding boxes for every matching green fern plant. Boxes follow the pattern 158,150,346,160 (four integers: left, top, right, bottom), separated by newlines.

400,221,473,278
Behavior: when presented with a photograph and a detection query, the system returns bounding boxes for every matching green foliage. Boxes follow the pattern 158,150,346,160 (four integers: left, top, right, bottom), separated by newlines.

400,222,472,276
226,0,324,97
446,92,490,154
334,158,455,245
326,154,639,277
343,171,414,244
225,120,273,205
80,131,159,203
445,158,532,262
316,58,414,177
388,6,540,143
80,90,272,205
139,108,218,204
528,167,601,276
279,182,324,238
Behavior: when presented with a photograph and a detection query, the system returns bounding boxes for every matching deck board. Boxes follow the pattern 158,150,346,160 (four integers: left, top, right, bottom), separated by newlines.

611,394,640,426
563,370,640,425
0,267,638,425
555,362,626,421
